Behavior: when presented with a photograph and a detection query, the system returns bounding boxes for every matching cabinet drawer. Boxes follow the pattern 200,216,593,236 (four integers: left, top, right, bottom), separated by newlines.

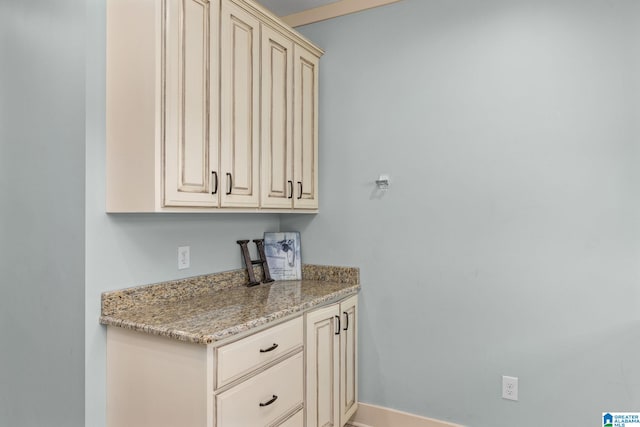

216,352,303,427
277,409,303,427
216,316,303,388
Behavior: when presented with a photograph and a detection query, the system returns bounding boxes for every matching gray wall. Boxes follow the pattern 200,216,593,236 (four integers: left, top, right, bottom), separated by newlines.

84,3,281,425
284,0,640,425
0,0,86,426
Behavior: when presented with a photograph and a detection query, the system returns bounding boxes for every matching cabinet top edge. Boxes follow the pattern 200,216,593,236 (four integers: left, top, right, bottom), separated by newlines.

231,0,325,56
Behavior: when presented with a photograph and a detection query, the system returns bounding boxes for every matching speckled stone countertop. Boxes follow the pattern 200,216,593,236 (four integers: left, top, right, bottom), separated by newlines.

100,265,359,345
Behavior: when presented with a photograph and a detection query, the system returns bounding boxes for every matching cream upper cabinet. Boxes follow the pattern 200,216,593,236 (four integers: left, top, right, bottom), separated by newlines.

261,29,320,210
106,0,221,212
106,0,322,212
260,25,294,208
220,0,261,208
164,0,220,208
305,295,358,427
293,45,319,209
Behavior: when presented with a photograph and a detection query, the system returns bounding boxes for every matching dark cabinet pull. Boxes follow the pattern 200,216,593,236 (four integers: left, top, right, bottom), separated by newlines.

335,315,341,335
226,173,232,195
297,181,303,199
288,180,293,199
259,395,278,407
343,311,349,331
211,171,218,195
259,343,279,353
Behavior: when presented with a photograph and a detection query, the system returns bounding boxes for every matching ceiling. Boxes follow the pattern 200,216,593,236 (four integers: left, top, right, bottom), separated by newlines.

257,0,340,17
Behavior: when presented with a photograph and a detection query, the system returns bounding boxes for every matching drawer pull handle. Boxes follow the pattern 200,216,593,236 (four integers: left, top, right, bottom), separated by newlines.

335,315,341,335
259,343,279,353
343,311,349,331
297,181,303,199
259,395,278,407
288,181,293,199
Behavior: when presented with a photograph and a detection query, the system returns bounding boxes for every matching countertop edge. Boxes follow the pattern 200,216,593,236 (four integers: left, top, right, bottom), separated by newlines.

100,284,360,345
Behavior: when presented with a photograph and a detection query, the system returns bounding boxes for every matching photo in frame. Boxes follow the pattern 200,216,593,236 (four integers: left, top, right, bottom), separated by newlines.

263,231,302,280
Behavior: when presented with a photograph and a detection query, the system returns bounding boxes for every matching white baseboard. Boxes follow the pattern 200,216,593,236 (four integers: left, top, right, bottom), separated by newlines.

349,403,464,427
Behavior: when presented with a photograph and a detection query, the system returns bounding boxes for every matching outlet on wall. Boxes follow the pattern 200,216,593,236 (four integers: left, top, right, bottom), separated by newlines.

178,246,190,270
502,376,518,401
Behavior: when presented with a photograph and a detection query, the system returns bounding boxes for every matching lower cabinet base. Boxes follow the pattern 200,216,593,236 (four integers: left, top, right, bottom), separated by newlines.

106,294,359,427
106,327,210,427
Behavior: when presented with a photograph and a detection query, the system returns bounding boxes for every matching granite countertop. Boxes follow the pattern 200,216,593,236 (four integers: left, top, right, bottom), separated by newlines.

100,264,360,345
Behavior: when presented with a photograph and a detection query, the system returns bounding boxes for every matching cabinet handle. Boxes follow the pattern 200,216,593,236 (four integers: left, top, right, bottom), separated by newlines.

259,395,278,407
288,181,293,199
335,315,341,335
343,311,349,331
211,171,218,195
259,343,279,353
297,181,303,199
226,173,232,195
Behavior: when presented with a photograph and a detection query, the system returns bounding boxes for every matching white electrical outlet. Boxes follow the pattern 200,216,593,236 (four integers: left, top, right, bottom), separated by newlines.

502,376,518,401
178,246,190,270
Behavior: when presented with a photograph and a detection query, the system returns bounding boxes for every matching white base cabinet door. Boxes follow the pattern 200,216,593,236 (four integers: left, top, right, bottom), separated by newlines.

305,295,358,427
305,304,341,427
339,295,358,424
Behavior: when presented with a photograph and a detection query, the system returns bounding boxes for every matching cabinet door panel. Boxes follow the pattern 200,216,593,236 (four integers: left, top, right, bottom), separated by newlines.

340,296,358,425
306,304,340,427
293,46,319,209
164,0,217,207
261,25,294,208
220,1,260,207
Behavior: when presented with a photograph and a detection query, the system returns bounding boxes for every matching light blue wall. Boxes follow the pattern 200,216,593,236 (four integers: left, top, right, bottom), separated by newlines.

8,0,639,425
84,2,281,425
283,0,640,425
0,0,85,425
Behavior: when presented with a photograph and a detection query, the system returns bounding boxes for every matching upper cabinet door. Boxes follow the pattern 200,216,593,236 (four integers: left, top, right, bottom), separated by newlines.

220,0,261,208
293,45,319,209
260,25,294,209
164,0,219,207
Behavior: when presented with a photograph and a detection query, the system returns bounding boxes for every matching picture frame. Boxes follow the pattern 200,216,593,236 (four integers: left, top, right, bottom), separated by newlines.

263,231,302,280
